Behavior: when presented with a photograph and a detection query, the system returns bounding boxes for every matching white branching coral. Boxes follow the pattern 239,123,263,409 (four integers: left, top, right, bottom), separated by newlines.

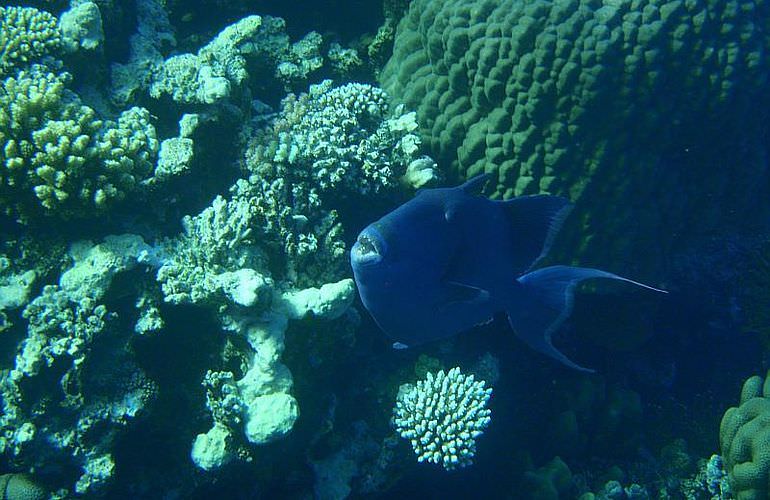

393,367,492,471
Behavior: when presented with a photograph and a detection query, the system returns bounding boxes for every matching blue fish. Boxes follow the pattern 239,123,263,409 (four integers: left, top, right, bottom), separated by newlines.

350,174,665,372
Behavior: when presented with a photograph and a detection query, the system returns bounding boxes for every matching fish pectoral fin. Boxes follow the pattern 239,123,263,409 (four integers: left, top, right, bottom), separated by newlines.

436,281,491,312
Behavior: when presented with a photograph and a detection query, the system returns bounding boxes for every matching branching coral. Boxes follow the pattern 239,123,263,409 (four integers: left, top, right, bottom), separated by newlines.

0,66,159,221
0,6,61,76
393,367,492,471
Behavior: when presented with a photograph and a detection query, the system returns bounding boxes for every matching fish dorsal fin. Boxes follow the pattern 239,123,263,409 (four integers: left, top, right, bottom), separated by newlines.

500,194,573,274
459,173,492,195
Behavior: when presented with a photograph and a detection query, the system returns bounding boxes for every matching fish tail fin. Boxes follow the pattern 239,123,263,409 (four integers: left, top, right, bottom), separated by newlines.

509,265,666,372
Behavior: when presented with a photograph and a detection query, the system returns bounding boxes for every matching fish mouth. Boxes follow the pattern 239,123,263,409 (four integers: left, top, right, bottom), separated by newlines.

351,228,385,266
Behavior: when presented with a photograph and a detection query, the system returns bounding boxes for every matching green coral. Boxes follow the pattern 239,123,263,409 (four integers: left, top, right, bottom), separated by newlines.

0,66,159,221
720,371,770,499
382,0,769,197
0,6,61,76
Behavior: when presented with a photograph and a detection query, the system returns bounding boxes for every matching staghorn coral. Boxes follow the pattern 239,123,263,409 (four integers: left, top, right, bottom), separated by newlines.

393,367,492,471
0,66,160,221
0,6,61,76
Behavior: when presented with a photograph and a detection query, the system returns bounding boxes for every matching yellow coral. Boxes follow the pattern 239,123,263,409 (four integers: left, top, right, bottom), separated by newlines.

0,6,61,75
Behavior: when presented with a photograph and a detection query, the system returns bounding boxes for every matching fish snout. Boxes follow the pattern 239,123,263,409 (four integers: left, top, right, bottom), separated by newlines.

351,228,386,267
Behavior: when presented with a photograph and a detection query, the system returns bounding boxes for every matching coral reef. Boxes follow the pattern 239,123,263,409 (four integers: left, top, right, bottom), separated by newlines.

149,15,321,104
380,0,770,281
393,367,492,470
720,371,770,499
0,235,158,495
0,0,756,497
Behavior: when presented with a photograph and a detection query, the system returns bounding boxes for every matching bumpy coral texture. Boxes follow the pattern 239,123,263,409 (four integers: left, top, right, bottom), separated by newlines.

0,66,159,220
242,79,422,285
720,372,770,500
0,6,61,76
381,0,770,199
393,367,492,471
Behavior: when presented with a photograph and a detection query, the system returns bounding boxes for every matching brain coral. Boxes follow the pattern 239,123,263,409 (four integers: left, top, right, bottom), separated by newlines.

380,0,770,276
0,6,61,76
381,0,770,198
0,66,159,221
720,371,770,500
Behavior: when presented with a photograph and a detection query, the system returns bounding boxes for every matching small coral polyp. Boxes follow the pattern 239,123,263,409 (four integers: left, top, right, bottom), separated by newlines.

394,367,492,471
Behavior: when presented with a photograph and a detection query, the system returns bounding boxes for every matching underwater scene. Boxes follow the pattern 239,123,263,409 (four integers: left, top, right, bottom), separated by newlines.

1,0,770,498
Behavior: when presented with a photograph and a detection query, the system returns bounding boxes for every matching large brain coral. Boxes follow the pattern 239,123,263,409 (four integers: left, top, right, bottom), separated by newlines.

381,0,770,198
